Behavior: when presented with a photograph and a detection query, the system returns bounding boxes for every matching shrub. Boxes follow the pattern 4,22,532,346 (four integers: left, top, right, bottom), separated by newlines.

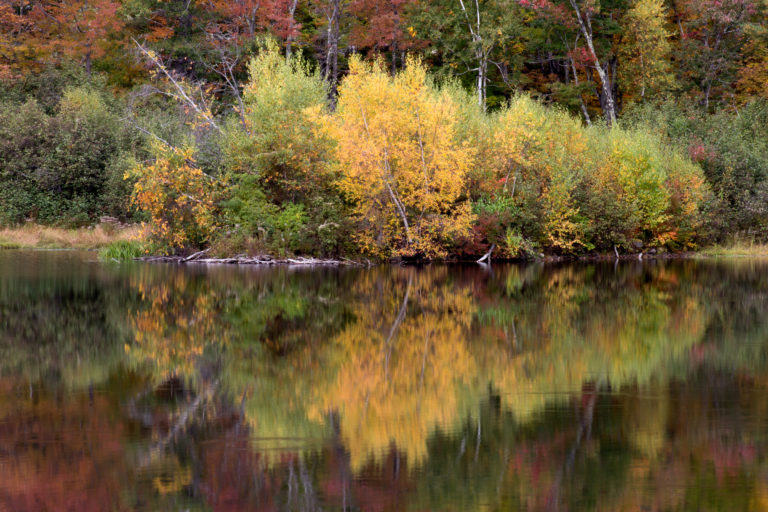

0,87,137,226
623,100,768,243
127,143,219,251
218,40,352,258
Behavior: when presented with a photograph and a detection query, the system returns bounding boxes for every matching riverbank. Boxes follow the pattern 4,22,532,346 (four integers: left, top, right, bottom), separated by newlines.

6,230,765,264
0,224,142,250
130,248,694,266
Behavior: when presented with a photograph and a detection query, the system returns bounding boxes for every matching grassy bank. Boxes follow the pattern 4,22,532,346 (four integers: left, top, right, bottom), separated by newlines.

699,242,768,258
0,224,142,250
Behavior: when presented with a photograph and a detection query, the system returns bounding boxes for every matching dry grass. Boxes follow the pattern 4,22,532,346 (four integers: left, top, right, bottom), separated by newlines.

700,241,768,258
0,223,143,250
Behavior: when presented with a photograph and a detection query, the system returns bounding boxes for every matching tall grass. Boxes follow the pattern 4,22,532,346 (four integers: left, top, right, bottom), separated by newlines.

700,241,768,257
98,239,146,261
0,223,142,249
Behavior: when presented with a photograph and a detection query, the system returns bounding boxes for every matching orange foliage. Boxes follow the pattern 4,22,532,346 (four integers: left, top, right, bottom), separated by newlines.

0,0,125,75
127,143,219,251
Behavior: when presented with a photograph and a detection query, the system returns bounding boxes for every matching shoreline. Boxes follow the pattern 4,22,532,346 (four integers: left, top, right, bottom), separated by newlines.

3,226,767,264
130,250,721,266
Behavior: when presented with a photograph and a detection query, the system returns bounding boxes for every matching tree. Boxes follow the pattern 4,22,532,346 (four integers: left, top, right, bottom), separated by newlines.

318,0,345,107
325,56,475,258
735,19,768,101
0,1,32,78
520,0,621,124
410,0,524,109
1,0,125,78
348,0,416,74
219,41,351,257
618,0,676,103
676,0,757,109
127,143,219,251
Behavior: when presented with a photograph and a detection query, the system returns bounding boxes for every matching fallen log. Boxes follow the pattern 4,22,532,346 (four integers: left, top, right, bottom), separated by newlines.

477,244,496,264
136,254,364,266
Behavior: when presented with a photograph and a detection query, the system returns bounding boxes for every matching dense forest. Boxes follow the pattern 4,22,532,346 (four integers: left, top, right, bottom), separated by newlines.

1,0,767,259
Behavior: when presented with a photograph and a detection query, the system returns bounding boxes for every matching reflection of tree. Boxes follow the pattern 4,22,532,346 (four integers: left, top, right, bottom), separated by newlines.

0,254,131,388
473,262,708,422
310,267,476,472
14,253,768,510
127,269,226,381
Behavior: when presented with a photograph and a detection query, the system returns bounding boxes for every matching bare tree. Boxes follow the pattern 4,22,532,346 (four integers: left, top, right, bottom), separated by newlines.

322,0,343,108
457,0,491,109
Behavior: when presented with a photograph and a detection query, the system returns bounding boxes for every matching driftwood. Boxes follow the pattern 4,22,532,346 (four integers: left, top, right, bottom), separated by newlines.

137,254,365,266
477,243,496,264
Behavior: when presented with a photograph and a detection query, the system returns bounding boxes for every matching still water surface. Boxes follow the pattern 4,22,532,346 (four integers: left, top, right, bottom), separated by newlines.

2,250,768,511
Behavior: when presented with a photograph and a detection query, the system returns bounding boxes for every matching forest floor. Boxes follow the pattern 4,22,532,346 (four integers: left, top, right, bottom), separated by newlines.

0,224,142,250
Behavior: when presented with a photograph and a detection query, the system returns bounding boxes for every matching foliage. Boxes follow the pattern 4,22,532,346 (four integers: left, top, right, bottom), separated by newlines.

218,40,353,257
326,56,475,258
0,86,138,226
127,143,219,251
582,125,706,249
459,94,707,255
1,0,762,255
618,0,677,103
624,100,768,243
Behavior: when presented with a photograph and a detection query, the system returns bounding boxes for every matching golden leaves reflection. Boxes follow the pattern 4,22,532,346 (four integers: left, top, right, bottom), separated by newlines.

125,263,710,474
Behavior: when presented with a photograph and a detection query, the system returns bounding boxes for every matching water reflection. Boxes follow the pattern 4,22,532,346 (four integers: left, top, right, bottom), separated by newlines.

2,252,768,510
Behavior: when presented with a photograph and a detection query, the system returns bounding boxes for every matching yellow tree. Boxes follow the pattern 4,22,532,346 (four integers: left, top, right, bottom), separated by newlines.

325,56,475,258
618,0,677,103
492,96,589,253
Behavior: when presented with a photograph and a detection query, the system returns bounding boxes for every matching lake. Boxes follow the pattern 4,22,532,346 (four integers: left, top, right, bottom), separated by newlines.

1,250,768,511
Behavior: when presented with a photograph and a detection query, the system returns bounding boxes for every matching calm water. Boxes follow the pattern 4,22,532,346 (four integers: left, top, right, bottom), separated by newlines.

2,251,768,511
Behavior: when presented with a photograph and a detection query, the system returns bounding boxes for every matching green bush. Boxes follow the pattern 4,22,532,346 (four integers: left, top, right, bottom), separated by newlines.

0,87,138,226
623,100,768,242
216,40,354,258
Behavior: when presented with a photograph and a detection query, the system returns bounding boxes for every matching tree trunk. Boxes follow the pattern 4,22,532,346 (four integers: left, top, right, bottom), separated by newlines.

324,0,341,109
285,0,299,59
565,35,592,125
457,0,487,110
391,0,399,75
477,51,487,109
568,0,616,125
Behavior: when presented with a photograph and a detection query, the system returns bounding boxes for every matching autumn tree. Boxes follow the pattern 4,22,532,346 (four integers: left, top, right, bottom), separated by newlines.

675,0,757,108
220,41,351,257
618,0,676,103
317,0,346,106
735,18,768,101
326,56,475,258
127,143,219,251
0,1,33,78
349,0,416,74
521,0,622,124
0,0,125,77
